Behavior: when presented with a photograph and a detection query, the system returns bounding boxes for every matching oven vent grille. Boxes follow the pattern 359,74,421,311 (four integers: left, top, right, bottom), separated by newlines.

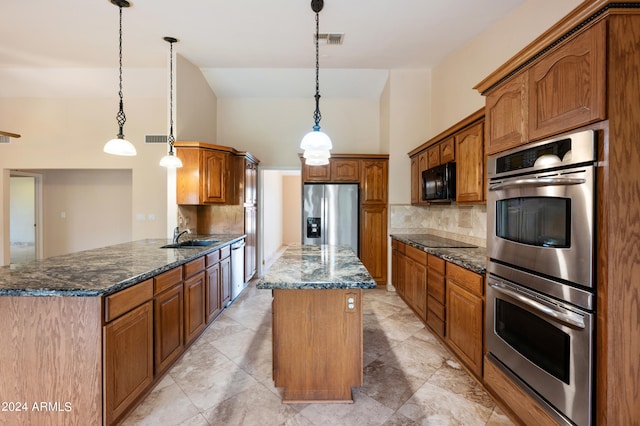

145,134,168,144
0,135,10,144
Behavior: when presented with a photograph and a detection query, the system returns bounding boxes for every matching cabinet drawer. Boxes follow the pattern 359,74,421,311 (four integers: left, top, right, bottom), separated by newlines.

154,267,183,295
405,245,427,264
427,295,445,321
206,249,220,266
220,245,231,259
427,254,445,274
184,257,205,279
427,313,445,338
393,240,406,254
446,262,483,296
427,271,445,303
105,279,153,322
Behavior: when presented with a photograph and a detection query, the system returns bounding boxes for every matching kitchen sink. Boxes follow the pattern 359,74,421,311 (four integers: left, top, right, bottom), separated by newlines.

161,239,220,249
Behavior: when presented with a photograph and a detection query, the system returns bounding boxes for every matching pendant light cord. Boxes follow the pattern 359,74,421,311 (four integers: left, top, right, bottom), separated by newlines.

312,10,322,130
168,40,175,151
115,5,127,138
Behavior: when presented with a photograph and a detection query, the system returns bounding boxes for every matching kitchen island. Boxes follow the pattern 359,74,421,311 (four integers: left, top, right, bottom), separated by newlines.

257,244,376,403
0,235,243,426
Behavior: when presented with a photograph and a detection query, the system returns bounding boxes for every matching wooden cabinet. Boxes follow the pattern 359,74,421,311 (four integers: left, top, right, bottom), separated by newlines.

528,20,606,141
174,142,236,205
455,121,485,203
103,282,153,426
445,263,484,378
272,289,363,402
485,72,528,155
301,160,330,181
331,159,360,181
409,109,483,205
426,255,446,338
184,268,206,346
154,267,184,375
484,21,606,155
301,154,389,285
392,239,406,297
405,245,427,321
205,260,222,323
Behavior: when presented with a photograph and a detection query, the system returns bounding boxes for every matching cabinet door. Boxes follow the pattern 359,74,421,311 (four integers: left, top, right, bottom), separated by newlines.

446,281,483,378
206,262,222,323
528,21,606,140
360,204,387,284
410,156,420,205
302,160,330,182
331,159,360,181
361,160,388,204
455,121,485,203
245,159,258,205
485,72,528,155
427,145,440,169
201,150,228,203
184,271,206,345
104,301,153,425
220,255,232,306
410,258,427,321
154,284,184,375
440,137,455,164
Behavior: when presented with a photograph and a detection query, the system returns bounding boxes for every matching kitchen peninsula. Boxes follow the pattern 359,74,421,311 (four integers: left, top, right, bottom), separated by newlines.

0,236,243,426
257,244,376,403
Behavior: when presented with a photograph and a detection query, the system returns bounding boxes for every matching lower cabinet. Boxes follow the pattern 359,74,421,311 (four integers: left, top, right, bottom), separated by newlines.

360,205,388,283
445,263,484,378
184,270,207,346
391,238,485,379
206,261,222,323
205,246,232,323
103,301,154,425
154,283,184,375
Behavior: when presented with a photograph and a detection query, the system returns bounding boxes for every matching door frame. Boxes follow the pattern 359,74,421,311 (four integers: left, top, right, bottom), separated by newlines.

10,170,43,261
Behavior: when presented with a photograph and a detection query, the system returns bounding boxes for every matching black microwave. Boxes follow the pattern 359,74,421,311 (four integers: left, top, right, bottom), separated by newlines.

422,162,456,202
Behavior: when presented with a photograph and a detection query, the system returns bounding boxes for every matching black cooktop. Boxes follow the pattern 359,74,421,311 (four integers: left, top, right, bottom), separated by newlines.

407,235,477,248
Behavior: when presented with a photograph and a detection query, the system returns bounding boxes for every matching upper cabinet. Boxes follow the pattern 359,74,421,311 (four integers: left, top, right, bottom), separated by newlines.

174,142,234,205
480,20,606,155
331,159,360,182
408,108,485,205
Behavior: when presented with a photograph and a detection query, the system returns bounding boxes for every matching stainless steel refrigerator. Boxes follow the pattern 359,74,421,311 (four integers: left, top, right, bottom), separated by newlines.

302,183,359,255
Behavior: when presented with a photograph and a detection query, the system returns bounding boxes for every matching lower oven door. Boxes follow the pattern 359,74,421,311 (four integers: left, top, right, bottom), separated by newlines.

486,274,593,426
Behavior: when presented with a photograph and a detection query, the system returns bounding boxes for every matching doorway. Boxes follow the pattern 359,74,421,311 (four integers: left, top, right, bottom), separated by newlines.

9,171,43,263
259,168,301,275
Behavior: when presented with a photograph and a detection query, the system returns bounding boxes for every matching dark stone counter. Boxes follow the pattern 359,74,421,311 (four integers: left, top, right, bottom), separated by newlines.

256,244,376,290
0,235,244,297
391,234,487,275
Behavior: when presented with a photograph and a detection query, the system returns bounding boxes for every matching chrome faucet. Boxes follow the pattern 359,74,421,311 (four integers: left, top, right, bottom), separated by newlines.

173,227,191,245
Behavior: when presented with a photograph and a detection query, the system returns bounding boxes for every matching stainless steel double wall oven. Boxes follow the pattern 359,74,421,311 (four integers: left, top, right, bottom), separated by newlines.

486,130,597,426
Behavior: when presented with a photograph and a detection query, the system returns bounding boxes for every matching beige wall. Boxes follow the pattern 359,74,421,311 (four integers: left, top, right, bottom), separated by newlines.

282,175,301,244
262,170,283,266
217,98,382,168
430,0,583,134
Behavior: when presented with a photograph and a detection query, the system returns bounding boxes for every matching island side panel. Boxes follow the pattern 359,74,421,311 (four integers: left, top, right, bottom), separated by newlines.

273,289,363,403
0,296,102,426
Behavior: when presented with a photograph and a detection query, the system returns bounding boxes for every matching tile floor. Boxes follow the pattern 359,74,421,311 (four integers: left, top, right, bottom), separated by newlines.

122,283,513,425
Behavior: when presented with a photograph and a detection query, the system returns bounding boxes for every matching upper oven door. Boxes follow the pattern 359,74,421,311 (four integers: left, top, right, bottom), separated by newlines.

487,165,594,288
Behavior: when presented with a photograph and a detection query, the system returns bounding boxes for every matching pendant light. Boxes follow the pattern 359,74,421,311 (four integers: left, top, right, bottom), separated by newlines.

159,37,183,168
104,0,137,156
300,0,332,165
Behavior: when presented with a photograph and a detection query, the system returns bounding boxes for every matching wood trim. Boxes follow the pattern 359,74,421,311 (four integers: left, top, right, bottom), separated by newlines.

297,153,390,160
0,297,102,425
408,108,484,156
474,1,640,94
174,141,238,154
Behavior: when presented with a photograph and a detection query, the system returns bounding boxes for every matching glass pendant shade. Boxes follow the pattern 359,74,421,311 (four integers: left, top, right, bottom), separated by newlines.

300,128,332,151
159,152,183,168
104,136,137,156
303,149,330,160
305,157,330,166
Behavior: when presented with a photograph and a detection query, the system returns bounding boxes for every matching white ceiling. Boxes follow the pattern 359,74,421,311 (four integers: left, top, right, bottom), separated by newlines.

1,0,524,98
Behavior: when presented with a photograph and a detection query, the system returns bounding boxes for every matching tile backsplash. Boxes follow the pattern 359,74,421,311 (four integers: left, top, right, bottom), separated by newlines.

389,203,487,247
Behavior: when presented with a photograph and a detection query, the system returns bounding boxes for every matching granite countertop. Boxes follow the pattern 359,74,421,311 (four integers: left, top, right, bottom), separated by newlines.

391,234,487,275
256,244,377,290
0,235,244,297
